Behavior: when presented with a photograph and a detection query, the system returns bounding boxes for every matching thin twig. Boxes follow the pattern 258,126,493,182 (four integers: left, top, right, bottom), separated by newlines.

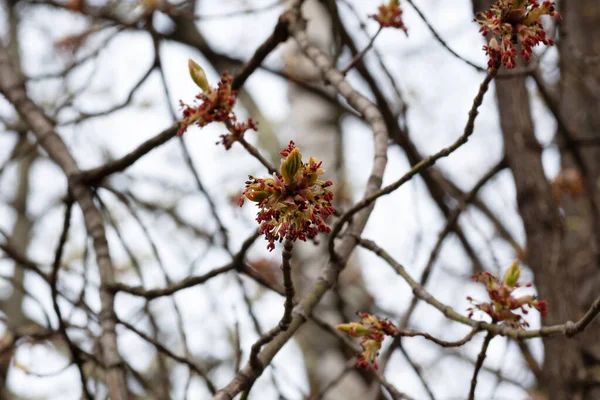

50,200,92,400
77,124,179,183
468,331,495,400
330,65,499,256
0,43,128,399
341,26,382,75
312,358,357,400
380,158,507,370
117,318,216,394
231,16,290,91
279,239,295,331
357,237,600,339
248,239,295,370
237,136,278,175
398,341,435,400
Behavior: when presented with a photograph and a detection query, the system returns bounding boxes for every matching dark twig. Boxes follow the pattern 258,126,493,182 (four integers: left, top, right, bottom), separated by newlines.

237,136,278,175
330,65,499,255
62,56,157,125
279,239,295,331
117,318,217,394
340,26,382,75
50,200,92,400
109,228,260,299
248,239,295,370
0,44,128,399
398,325,481,348
398,341,435,400
110,264,234,298
312,358,357,400
358,237,600,339
379,158,508,370
77,124,178,183
178,135,230,249
468,331,495,400
231,17,290,91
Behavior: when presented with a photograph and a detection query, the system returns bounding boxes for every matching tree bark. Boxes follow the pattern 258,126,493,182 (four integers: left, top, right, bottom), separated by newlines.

472,0,600,398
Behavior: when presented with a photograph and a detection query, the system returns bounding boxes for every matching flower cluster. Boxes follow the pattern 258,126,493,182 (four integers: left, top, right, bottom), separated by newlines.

467,260,548,328
336,313,399,370
370,0,408,34
178,59,258,145
476,0,561,69
239,141,335,251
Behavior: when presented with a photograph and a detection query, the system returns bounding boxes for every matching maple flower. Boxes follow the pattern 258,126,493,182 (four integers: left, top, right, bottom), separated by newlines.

337,313,399,370
178,59,258,146
239,141,335,251
370,0,408,34
467,260,548,328
476,0,561,69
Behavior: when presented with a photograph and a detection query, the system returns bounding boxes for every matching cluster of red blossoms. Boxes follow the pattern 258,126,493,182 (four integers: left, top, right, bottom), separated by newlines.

370,0,408,34
467,260,548,328
239,141,335,251
178,59,257,147
476,0,561,69
336,313,399,370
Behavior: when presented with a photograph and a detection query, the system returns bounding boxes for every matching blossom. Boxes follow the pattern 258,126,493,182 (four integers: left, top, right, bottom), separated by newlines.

476,0,561,69
178,60,258,145
370,0,408,34
336,313,399,370
239,141,335,251
467,260,548,328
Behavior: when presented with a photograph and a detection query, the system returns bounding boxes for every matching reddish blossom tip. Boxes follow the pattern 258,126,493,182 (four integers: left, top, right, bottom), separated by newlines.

279,140,296,156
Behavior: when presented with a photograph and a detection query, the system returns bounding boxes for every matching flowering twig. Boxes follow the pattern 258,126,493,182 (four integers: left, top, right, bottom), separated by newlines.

213,5,390,397
239,141,334,251
356,236,600,339
370,0,408,33
476,0,561,69
467,261,548,328
396,159,507,331
179,61,258,141
337,313,399,370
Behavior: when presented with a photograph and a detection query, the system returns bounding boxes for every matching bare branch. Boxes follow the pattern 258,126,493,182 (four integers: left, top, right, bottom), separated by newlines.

0,44,128,399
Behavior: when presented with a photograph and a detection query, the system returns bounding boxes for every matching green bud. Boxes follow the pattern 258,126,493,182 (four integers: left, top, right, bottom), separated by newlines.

503,259,521,287
336,323,368,336
188,59,210,92
280,147,302,184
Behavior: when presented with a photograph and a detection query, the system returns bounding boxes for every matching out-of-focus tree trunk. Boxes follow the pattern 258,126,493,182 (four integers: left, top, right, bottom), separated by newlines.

282,1,379,398
472,1,600,398
0,137,35,400
0,1,35,397
549,1,600,398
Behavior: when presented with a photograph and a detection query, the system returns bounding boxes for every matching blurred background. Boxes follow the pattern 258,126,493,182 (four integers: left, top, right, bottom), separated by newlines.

0,0,594,399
